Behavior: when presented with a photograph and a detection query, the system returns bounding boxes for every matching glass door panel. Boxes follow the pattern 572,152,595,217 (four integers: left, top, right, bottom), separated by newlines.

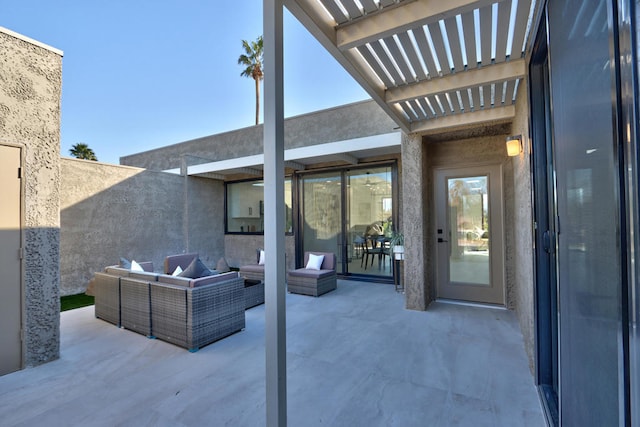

346,167,393,277
548,1,622,424
301,172,342,272
299,166,394,278
448,176,489,285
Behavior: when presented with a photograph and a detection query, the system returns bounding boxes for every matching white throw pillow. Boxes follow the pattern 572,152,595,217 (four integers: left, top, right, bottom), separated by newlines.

305,254,324,270
172,265,183,276
131,260,144,272
258,250,265,265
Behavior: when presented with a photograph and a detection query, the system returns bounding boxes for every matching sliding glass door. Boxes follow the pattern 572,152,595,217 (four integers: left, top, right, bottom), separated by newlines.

301,172,342,268
346,167,393,277
299,165,394,279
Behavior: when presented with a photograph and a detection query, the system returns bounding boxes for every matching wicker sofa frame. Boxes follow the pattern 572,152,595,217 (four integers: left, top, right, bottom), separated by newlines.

93,267,245,352
244,279,265,309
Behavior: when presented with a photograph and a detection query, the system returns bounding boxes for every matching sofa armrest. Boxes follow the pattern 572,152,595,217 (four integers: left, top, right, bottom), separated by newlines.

190,271,239,288
104,266,131,277
157,274,191,287
93,272,121,326
128,271,158,281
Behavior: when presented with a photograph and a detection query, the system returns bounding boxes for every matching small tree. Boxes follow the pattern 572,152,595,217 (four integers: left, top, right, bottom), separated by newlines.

69,143,98,161
237,35,264,126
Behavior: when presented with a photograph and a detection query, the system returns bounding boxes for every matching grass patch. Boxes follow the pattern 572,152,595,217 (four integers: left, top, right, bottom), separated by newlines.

61,293,94,312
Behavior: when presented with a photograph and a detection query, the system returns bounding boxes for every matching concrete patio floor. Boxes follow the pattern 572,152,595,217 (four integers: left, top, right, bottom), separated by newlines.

0,280,544,426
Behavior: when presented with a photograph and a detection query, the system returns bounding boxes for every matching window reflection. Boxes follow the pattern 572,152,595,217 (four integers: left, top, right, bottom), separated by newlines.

226,179,292,233
448,176,489,285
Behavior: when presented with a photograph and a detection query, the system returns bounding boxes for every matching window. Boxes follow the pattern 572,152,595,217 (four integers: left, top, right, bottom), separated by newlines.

226,179,293,233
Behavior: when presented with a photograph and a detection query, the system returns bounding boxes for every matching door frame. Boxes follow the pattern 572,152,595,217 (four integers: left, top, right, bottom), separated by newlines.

295,161,398,281
529,11,560,425
433,163,506,305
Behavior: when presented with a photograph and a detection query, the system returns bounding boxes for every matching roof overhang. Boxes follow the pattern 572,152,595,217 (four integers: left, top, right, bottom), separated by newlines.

165,131,401,178
284,0,535,135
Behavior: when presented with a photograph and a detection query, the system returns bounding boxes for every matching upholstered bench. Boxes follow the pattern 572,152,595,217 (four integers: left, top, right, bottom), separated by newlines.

287,252,337,297
239,249,265,282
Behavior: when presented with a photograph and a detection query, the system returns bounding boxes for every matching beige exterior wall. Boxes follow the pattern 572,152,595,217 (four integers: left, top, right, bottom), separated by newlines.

60,158,224,295
0,28,63,367
401,133,431,310
120,100,398,171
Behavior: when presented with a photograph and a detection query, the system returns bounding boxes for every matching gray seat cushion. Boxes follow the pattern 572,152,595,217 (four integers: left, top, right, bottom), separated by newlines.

287,268,335,279
239,264,264,274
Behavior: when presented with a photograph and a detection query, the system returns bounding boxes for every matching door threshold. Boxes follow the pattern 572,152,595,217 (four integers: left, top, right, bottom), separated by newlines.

435,298,507,310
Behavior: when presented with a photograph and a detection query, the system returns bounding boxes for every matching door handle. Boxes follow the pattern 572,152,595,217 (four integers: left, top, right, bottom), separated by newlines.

438,238,448,243
542,230,555,254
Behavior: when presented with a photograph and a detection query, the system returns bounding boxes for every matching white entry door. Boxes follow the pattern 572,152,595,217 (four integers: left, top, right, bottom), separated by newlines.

434,165,505,305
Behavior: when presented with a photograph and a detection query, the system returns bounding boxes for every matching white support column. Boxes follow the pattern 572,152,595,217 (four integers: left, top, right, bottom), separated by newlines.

263,1,287,426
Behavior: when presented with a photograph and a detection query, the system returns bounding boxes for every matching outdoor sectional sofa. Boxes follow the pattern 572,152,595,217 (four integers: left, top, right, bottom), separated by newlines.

93,263,245,352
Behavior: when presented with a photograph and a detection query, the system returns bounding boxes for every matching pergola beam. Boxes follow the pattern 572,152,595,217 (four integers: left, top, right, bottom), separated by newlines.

386,59,526,104
336,0,504,51
410,104,515,134
285,0,412,133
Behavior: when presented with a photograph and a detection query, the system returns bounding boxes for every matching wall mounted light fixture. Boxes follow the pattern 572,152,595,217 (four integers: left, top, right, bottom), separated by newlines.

506,135,522,156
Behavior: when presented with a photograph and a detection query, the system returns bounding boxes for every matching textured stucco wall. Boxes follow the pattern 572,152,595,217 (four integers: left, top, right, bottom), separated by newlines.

60,159,224,295
510,82,535,371
401,133,430,310
120,99,397,171
184,175,225,268
0,28,62,367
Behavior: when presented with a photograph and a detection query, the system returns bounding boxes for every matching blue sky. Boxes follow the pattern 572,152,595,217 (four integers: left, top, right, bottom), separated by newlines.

2,1,369,164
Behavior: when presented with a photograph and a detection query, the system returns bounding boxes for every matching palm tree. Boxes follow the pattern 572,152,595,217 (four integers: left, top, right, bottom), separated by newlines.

238,35,264,126
69,143,98,161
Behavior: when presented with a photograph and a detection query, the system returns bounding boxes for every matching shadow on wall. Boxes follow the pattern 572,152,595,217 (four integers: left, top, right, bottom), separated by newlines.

59,160,225,296
0,227,61,371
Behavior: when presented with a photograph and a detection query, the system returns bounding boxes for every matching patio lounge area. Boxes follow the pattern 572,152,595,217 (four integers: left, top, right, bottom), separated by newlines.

0,280,543,426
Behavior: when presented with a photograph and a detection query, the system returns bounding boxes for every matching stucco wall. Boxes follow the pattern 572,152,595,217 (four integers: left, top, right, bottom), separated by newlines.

402,133,430,310
60,159,224,295
0,28,63,367
510,82,535,372
120,99,397,171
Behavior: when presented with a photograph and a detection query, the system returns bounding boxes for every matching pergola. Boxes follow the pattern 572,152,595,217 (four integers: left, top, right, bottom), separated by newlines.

285,0,533,134
262,1,538,425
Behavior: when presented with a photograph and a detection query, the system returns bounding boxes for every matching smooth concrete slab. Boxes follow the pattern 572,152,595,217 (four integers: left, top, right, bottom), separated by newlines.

0,280,544,426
